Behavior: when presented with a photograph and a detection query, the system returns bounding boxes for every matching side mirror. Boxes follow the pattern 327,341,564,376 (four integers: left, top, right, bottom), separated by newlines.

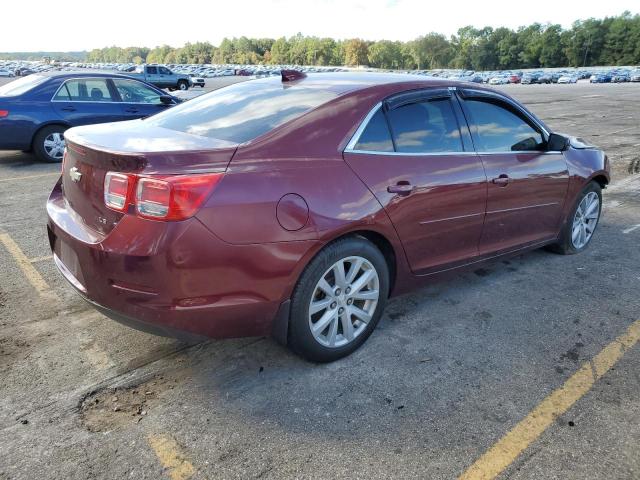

159,95,174,105
547,133,569,152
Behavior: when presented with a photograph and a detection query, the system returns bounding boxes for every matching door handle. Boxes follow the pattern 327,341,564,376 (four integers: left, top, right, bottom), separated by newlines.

492,174,510,186
125,108,139,113
61,106,76,112
387,182,415,196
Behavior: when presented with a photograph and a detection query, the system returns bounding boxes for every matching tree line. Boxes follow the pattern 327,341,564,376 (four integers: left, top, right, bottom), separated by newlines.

85,12,640,70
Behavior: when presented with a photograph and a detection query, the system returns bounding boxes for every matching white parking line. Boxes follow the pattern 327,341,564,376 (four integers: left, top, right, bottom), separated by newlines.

622,224,640,234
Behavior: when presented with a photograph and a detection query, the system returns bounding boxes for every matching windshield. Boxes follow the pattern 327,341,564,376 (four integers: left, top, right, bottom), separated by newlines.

146,79,338,144
0,75,48,97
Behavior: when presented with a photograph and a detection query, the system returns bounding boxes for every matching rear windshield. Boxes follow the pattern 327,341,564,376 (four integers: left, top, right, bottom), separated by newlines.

146,80,338,143
0,75,48,97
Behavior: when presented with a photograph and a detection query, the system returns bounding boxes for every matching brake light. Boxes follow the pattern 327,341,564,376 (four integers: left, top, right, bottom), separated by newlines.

136,174,223,220
0,110,8,117
104,172,223,221
104,172,134,212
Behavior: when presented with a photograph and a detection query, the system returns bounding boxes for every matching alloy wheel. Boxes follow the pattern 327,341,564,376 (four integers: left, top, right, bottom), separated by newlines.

308,256,379,348
571,191,600,249
43,132,65,160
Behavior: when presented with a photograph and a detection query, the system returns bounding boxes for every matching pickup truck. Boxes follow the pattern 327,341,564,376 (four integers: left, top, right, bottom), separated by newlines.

126,65,193,91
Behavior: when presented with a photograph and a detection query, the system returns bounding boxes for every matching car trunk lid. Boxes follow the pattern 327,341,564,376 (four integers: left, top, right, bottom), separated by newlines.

62,120,238,236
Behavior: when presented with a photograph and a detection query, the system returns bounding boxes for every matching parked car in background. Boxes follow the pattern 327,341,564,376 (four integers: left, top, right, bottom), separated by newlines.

190,75,205,88
0,69,15,77
538,73,553,84
631,70,640,82
611,73,630,83
508,74,521,84
14,68,35,77
47,72,609,361
0,72,179,162
521,73,539,84
590,73,611,83
558,75,579,84
489,76,509,85
127,64,193,91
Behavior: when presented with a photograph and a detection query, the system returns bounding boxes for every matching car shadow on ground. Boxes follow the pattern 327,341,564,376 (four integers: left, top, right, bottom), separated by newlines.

178,243,620,441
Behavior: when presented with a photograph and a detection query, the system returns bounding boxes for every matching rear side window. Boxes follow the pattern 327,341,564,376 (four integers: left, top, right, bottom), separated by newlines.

54,79,113,102
146,80,338,143
387,99,463,153
0,75,47,97
463,99,544,152
354,109,393,152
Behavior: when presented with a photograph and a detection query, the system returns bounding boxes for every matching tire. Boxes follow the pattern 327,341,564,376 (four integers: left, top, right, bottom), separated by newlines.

177,80,189,91
288,236,390,362
33,125,67,163
548,182,602,255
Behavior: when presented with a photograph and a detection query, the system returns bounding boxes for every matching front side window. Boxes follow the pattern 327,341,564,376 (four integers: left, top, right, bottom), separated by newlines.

146,80,338,143
463,99,544,152
113,79,162,104
353,108,393,152
158,67,172,75
386,99,463,153
54,79,113,102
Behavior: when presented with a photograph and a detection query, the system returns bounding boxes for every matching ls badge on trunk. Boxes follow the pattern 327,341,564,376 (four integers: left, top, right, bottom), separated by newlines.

69,167,82,183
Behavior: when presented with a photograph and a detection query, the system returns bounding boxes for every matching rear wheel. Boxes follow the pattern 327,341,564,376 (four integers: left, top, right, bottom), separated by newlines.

34,125,67,163
548,182,602,254
288,237,389,362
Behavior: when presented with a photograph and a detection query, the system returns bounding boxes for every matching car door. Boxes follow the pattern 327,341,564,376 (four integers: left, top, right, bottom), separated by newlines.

111,78,172,120
145,66,161,86
157,66,174,88
51,77,123,126
343,89,487,275
457,89,569,254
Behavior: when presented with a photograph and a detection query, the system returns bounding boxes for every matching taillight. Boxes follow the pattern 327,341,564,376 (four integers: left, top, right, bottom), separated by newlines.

0,110,8,118
104,171,223,221
104,172,134,212
136,177,171,218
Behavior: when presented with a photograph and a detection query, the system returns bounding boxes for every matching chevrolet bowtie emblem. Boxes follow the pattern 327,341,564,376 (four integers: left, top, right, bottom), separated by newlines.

69,167,82,183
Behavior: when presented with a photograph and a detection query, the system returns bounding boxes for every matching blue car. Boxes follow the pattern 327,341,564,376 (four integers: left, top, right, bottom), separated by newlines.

0,72,179,162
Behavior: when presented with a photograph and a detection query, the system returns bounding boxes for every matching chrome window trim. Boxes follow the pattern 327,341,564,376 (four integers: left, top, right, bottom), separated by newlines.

344,94,561,157
344,102,383,152
51,76,117,103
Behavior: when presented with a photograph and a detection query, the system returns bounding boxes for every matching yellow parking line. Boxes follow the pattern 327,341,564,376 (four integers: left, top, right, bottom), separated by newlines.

459,319,640,480
0,233,52,296
29,255,53,263
147,434,195,480
0,172,59,183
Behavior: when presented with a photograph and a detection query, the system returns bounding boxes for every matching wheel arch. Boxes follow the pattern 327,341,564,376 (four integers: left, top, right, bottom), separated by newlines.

31,121,71,149
271,228,402,346
590,173,609,189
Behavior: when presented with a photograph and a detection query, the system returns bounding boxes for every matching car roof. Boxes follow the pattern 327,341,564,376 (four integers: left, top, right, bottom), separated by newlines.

36,71,139,80
250,72,455,95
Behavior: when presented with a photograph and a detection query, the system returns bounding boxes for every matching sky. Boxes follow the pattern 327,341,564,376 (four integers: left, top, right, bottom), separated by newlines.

2,0,638,52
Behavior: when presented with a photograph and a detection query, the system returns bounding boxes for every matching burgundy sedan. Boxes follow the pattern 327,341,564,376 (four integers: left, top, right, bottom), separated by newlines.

47,72,609,362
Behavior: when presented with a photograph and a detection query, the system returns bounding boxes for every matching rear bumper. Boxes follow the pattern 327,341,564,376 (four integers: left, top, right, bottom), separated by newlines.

47,180,318,340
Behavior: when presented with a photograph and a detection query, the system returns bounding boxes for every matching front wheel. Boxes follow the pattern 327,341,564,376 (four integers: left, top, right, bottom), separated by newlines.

33,125,67,163
548,182,602,254
177,80,189,91
288,237,389,362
